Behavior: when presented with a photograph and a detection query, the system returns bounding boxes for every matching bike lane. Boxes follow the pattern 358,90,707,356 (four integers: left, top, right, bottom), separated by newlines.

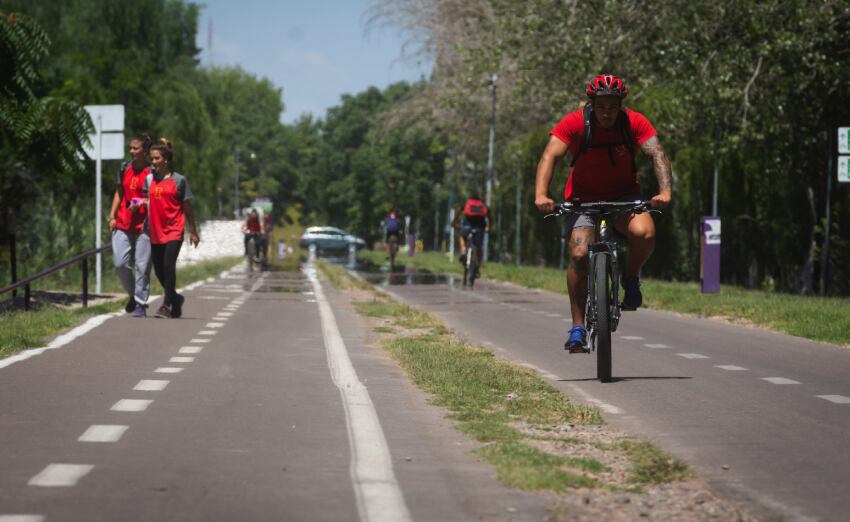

375,275,850,522
0,264,553,521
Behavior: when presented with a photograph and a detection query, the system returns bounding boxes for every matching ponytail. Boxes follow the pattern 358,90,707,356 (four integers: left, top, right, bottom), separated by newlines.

131,134,153,152
150,137,174,163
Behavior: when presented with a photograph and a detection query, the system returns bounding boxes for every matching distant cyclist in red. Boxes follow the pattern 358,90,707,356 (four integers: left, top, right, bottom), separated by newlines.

534,74,672,351
108,134,153,317
452,194,491,270
146,138,200,319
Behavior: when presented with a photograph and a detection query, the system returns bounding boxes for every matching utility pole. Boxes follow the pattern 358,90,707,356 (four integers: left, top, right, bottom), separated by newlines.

821,128,834,295
434,183,441,251
234,146,240,217
712,126,720,216
484,73,497,262
515,166,522,265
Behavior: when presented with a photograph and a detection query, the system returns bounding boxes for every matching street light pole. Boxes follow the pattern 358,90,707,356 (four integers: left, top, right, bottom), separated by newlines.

484,73,497,262
234,146,240,217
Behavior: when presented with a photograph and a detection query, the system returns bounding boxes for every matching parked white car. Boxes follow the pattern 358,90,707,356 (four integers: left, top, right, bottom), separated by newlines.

299,226,366,252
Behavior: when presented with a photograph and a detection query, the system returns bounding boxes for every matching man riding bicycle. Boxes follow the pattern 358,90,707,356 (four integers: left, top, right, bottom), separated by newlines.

534,73,672,351
383,211,404,258
452,194,491,272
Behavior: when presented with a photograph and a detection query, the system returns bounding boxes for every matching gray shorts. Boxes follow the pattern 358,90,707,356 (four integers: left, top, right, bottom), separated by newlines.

562,194,641,238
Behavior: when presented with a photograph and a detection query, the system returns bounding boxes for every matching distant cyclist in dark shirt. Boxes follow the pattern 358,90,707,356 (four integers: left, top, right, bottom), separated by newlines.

383,211,403,243
452,195,491,268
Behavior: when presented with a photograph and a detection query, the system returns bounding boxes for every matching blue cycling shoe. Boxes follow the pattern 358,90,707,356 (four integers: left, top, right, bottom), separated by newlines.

564,325,588,353
621,276,643,311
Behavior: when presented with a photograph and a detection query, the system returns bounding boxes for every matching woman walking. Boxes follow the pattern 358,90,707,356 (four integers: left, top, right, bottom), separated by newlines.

146,139,200,318
108,134,153,317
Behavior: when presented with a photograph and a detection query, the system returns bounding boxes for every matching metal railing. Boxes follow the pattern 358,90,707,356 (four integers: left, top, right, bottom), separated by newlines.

0,242,112,311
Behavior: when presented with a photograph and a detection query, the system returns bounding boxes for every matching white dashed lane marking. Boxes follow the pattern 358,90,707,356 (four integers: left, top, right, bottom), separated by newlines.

170,356,195,363
644,343,669,349
28,464,94,487
78,425,129,443
189,338,210,344
179,346,203,354
154,367,183,374
817,395,850,404
621,336,644,340
216,312,233,317
133,380,169,391
762,377,801,385
197,330,217,335
0,515,45,522
715,365,748,371
111,399,153,412
206,322,225,328
677,353,710,359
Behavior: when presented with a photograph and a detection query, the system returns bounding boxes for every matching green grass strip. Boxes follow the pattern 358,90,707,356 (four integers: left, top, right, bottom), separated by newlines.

360,251,850,346
0,256,244,358
323,259,692,491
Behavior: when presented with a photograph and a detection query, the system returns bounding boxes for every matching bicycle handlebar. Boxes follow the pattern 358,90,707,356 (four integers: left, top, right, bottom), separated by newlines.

545,200,658,219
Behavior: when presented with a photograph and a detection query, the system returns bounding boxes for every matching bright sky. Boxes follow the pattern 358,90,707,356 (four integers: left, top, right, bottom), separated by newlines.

195,0,430,124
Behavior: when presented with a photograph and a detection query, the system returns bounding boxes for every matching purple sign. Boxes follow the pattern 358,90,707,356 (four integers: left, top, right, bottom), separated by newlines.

701,217,721,293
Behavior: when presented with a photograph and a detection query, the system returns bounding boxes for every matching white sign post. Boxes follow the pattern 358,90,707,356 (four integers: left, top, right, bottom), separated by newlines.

83,105,125,295
838,127,850,155
839,156,850,183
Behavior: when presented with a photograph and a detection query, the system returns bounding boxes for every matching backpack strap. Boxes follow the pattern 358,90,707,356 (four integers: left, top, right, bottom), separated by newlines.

570,104,594,167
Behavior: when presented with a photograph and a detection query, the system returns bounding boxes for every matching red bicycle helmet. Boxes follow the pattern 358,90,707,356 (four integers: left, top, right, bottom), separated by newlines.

586,74,628,99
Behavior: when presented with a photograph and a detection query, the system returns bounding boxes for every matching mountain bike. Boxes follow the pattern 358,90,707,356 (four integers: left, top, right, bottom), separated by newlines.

547,200,656,382
245,232,265,272
463,228,481,288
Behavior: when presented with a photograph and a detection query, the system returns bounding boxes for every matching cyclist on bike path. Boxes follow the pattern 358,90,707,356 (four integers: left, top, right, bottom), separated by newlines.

108,134,153,317
382,211,404,257
241,209,265,255
452,195,491,271
534,74,672,351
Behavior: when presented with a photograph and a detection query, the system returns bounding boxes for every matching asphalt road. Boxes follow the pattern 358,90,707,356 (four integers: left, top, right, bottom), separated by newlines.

364,268,850,522
0,264,550,522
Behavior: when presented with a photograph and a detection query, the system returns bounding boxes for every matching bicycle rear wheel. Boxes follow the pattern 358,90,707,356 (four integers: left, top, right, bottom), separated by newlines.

467,245,479,288
593,255,613,382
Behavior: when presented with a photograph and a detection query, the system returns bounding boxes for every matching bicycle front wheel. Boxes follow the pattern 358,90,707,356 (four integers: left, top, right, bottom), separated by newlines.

593,255,613,382
467,246,479,288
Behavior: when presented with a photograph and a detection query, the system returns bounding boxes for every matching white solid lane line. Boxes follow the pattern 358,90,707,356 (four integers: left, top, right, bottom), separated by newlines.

170,356,195,363
762,377,801,385
154,367,183,374
111,399,153,412
0,515,45,522
133,380,169,391
180,346,203,354
28,464,94,487
715,365,748,371
306,265,412,522
189,338,211,344
644,343,670,349
197,330,217,335
817,395,850,404
78,425,129,443
677,353,710,359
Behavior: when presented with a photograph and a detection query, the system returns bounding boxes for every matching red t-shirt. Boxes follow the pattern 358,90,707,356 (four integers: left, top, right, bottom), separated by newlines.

146,172,193,244
550,108,657,201
246,218,261,233
115,162,151,234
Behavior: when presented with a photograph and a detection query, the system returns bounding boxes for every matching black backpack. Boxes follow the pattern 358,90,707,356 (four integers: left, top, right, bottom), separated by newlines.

570,103,637,174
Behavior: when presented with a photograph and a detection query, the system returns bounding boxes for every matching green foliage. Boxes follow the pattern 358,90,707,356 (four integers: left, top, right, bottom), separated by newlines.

368,0,850,295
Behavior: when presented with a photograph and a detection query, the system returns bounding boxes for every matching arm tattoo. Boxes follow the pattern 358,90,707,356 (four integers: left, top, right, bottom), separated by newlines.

640,136,673,193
